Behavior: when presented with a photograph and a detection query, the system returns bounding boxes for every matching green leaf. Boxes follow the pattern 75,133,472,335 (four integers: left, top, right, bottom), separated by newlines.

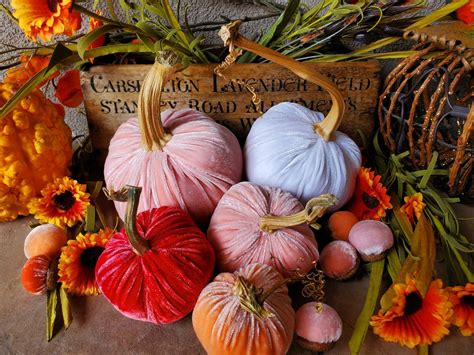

47,288,58,341
85,205,96,233
45,43,74,74
418,345,429,355
239,0,300,63
59,286,73,330
77,24,118,60
418,152,438,189
386,248,402,282
349,259,385,355
161,0,189,46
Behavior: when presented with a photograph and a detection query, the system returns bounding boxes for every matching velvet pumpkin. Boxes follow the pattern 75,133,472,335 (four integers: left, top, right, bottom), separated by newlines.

192,263,295,355
208,182,336,277
21,255,53,295
104,53,242,226
218,21,361,210
95,186,215,325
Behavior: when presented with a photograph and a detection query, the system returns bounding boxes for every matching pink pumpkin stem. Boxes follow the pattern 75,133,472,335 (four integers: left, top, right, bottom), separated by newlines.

124,186,150,255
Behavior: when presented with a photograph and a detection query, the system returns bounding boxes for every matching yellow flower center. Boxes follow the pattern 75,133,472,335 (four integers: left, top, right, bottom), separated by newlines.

362,192,380,209
80,246,105,268
53,190,75,211
404,291,423,315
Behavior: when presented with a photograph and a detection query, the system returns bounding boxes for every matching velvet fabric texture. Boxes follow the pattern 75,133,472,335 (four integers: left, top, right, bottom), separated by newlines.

208,182,319,277
104,108,243,226
192,263,295,355
244,102,361,211
95,206,215,325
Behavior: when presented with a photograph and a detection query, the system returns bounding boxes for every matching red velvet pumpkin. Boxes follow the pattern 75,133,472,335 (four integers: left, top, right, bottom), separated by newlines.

95,186,215,324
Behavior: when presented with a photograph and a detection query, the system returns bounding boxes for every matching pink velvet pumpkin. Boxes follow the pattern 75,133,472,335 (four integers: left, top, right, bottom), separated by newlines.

104,58,242,226
208,182,321,277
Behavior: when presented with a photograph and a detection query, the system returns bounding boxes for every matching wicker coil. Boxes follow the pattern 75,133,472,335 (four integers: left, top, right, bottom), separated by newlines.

379,30,473,199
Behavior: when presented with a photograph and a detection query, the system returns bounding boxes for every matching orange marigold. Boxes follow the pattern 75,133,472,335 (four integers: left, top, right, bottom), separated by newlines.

11,0,82,42
88,10,106,50
55,70,83,107
4,55,57,87
448,283,474,336
457,0,474,25
347,167,392,220
371,278,452,348
400,192,426,225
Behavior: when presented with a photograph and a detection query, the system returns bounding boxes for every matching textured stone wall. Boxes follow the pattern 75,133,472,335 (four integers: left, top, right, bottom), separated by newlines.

0,0,444,137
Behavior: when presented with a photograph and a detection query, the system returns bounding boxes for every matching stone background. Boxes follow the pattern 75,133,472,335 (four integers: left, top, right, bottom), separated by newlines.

0,0,444,137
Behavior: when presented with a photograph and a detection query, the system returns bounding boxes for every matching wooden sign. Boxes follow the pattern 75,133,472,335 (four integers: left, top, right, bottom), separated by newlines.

81,62,380,162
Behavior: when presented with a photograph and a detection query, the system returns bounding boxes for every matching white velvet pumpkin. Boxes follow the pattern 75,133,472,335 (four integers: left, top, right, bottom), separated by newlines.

208,181,319,277
244,102,361,210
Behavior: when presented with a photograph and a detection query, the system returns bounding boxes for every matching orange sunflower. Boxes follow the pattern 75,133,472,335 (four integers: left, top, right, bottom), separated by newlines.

58,228,113,296
11,0,82,42
28,176,90,227
448,283,474,336
370,278,453,348
347,167,392,220
400,192,426,225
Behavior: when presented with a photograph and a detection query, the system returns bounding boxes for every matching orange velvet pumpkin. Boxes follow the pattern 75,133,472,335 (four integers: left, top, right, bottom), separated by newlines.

192,263,295,355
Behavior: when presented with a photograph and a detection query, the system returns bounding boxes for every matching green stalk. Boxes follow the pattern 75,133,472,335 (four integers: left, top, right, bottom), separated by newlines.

124,186,149,255
349,259,385,355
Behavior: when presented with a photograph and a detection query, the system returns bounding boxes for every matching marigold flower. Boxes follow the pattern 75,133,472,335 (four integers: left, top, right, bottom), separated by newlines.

370,278,452,348
457,0,474,25
347,167,392,220
28,176,90,227
4,55,57,87
11,0,82,42
55,70,83,107
448,283,474,336
88,11,105,50
58,228,113,296
400,192,425,225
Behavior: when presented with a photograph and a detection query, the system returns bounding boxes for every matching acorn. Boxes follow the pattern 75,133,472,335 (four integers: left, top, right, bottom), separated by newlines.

295,302,343,352
319,240,359,280
348,220,394,262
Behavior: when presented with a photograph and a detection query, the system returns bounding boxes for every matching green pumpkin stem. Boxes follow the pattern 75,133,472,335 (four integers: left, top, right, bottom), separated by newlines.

125,186,150,255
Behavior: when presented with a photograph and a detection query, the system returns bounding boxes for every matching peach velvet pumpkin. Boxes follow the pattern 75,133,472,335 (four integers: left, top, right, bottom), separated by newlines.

208,182,325,277
192,263,295,355
104,55,242,226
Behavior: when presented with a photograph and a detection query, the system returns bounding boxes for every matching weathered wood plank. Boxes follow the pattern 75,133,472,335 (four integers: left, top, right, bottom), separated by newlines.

80,62,380,163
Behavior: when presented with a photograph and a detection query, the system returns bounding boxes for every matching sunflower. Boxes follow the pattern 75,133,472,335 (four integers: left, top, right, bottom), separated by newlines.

400,192,426,225
448,283,474,336
58,228,113,296
370,278,453,348
29,177,90,228
347,167,392,220
11,0,82,42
